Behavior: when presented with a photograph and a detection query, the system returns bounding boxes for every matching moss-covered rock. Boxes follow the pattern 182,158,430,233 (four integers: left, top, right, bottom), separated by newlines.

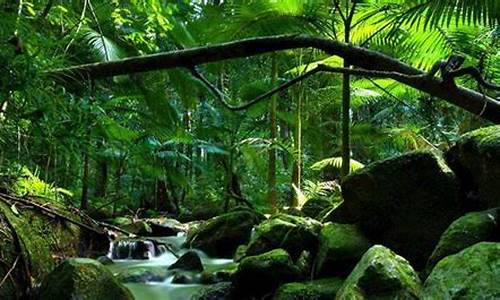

185,210,264,258
272,278,343,300
315,223,372,277
301,198,333,219
341,151,464,269
192,282,234,300
425,208,500,276
422,242,500,299
39,258,133,300
233,249,300,298
244,214,322,260
122,220,152,235
446,125,500,209
0,201,106,299
337,245,421,299
168,250,203,272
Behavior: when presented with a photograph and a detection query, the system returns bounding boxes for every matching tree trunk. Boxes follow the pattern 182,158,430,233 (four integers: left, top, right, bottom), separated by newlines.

291,86,302,207
80,151,89,210
267,54,278,210
340,16,352,177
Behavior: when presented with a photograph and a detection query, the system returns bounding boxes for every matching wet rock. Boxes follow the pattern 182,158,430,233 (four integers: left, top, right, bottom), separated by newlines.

171,271,202,284
147,218,185,237
233,249,300,298
245,214,322,260
301,197,333,219
97,256,113,265
111,217,133,226
233,245,247,262
273,278,343,300
122,220,152,236
192,282,234,300
425,207,500,276
446,125,500,209
341,151,464,269
186,210,264,258
336,245,421,299
117,266,169,283
315,223,372,277
39,258,133,300
168,250,204,272
295,250,313,278
422,242,500,299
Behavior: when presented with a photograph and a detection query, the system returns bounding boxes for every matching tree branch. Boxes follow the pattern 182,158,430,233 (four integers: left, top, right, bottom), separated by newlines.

47,34,500,123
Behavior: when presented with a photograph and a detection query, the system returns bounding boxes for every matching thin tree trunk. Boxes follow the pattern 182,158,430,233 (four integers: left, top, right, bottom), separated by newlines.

291,86,302,207
340,11,353,177
267,54,278,210
80,151,89,210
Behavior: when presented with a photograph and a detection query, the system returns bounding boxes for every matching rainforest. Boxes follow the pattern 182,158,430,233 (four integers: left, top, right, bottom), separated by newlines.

0,0,499,299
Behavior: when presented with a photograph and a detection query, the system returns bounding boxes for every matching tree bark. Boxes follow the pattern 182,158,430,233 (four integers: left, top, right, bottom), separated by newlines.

48,34,500,124
267,54,278,210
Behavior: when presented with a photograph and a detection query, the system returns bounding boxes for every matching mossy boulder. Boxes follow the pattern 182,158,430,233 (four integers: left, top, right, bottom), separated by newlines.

301,197,333,219
0,201,106,299
425,207,500,276
337,245,421,299
122,220,152,235
341,151,464,269
315,223,372,277
422,242,500,299
233,249,300,298
39,258,133,300
186,210,264,257
245,214,322,260
192,282,234,300
272,278,343,300
168,250,204,272
446,125,500,209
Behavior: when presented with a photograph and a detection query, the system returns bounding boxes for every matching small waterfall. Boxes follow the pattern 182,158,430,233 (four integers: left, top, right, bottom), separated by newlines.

109,239,164,259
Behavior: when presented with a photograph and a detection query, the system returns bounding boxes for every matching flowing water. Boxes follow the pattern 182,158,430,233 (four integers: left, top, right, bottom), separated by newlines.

106,233,235,300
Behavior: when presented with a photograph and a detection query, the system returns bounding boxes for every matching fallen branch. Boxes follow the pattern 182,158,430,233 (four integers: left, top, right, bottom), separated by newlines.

0,256,19,288
47,34,500,123
0,193,103,235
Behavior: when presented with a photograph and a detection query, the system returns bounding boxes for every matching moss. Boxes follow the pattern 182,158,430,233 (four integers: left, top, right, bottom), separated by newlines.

301,198,333,219
186,210,263,258
425,208,499,276
337,245,421,299
273,278,343,300
446,125,500,209
341,150,463,269
245,214,322,260
422,242,500,299
315,223,372,277
233,249,300,298
39,258,133,300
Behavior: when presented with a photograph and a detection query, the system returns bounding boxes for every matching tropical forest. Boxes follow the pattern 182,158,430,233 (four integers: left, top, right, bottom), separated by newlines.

0,0,499,299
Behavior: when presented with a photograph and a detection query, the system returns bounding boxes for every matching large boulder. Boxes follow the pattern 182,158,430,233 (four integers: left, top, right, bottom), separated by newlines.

315,223,372,277
341,151,464,269
336,245,421,299
192,282,234,300
422,242,500,299
244,214,322,260
232,249,300,298
168,250,204,272
446,125,500,209
425,207,500,275
301,197,334,219
186,210,263,258
272,278,343,300
39,258,133,300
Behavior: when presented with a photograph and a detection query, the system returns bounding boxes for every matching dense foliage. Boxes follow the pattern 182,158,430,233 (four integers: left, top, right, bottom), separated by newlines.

0,0,498,216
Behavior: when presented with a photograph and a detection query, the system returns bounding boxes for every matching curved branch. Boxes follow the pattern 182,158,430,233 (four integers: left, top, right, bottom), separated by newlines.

47,34,500,123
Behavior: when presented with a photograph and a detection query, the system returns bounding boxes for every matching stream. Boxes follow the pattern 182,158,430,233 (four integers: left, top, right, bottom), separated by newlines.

105,233,235,300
